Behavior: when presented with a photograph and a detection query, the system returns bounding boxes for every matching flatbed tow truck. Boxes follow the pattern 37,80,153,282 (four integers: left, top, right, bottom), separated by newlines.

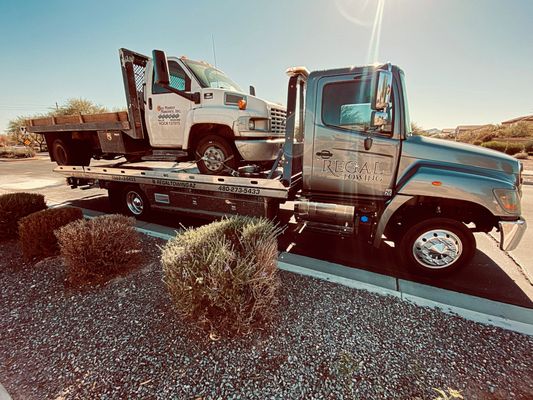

53,50,527,276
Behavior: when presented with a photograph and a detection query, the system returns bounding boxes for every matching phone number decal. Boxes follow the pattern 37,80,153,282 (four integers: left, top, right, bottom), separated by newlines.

218,185,260,195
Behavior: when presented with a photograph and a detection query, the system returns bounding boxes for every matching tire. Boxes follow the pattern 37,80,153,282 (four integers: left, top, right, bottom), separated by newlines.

195,135,237,175
52,138,91,166
121,185,150,219
398,218,475,276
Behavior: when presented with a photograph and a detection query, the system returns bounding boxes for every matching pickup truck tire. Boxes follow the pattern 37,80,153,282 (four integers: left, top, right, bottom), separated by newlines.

196,135,237,175
399,217,475,276
121,185,150,219
52,138,91,166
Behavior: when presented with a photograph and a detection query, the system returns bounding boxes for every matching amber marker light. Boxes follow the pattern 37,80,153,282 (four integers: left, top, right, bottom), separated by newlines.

238,99,247,110
432,181,442,186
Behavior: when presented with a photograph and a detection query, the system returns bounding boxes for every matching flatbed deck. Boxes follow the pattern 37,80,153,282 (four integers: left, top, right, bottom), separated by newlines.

54,162,300,200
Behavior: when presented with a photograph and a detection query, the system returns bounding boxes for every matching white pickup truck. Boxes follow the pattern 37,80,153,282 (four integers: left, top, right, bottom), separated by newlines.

26,48,286,175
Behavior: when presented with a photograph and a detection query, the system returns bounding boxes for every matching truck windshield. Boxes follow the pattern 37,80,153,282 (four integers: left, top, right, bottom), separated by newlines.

183,59,243,92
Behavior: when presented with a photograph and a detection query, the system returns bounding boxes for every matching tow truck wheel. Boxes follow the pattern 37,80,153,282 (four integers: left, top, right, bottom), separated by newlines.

196,135,237,175
121,185,150,219
399,218,475,276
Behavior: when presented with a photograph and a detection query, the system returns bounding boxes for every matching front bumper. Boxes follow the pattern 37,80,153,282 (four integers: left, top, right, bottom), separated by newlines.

234,138,284,162
499,217,527,251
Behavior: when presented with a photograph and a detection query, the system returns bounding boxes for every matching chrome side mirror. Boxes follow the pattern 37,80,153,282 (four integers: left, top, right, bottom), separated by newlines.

371,110,391,128
371,70,392,111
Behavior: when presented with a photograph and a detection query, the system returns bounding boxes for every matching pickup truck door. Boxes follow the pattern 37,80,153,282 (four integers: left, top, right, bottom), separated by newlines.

307,73,400,200
145,60,193,148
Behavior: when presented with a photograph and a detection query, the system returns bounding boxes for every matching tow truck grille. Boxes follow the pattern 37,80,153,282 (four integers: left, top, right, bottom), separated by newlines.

270,107,286,134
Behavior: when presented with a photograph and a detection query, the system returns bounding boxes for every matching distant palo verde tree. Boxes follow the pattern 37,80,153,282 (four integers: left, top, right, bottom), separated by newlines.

6,98,109,151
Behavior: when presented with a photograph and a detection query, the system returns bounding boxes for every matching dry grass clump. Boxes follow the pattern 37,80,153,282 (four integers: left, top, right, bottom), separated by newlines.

18,206,83,261
161,217,281,335
0,192,47,240
56,214,141,284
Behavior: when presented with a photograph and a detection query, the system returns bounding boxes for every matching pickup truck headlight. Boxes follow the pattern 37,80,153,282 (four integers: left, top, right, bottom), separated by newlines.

493,189,520,214
248,118,268,131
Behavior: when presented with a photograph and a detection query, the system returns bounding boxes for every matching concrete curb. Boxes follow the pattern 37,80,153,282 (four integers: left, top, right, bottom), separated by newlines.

0,382,12,400
279,252,533,336
75,207,533,336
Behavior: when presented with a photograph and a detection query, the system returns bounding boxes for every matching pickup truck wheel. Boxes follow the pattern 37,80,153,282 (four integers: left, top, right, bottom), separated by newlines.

122,185,150,219
52,138,91,166
399,218,475,276
196,135,237,175
52,139,75,166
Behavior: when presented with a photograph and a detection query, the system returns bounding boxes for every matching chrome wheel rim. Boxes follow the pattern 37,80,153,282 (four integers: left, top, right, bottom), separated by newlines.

126,191,144,215
412,229,463,269
203,145,225,172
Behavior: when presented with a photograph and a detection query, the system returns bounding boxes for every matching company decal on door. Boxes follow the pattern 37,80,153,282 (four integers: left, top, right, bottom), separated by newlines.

157,105,181,126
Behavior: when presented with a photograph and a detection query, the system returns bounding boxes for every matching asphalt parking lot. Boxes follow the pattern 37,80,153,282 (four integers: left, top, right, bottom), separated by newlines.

1,155,532,309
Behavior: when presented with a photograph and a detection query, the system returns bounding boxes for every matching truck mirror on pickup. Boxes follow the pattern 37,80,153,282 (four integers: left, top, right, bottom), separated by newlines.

371,70,392,111
153,49,170,86
371,110,390,128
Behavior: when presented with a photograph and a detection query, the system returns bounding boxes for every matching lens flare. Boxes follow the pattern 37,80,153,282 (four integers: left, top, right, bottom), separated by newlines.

335,0,387,63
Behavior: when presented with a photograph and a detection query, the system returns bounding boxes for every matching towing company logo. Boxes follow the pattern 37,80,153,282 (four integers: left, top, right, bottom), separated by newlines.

322,159,391,182
157,105,181,126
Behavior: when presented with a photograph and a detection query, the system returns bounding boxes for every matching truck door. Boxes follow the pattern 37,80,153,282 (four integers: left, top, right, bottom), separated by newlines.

307,73,400,200
145,60,193,148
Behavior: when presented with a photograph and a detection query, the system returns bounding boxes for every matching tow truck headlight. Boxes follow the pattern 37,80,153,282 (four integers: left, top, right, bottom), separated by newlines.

248,119,255,130
494,189,520,214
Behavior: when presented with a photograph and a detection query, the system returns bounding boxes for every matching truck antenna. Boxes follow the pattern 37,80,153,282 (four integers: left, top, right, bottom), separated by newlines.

211,34,218,69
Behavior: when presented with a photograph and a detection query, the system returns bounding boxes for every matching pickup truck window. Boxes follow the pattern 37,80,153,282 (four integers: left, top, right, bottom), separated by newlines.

153,61,189,94
322,79,373,133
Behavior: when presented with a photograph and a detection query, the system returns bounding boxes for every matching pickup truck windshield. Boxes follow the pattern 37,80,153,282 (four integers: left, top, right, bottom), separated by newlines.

183,59,243,92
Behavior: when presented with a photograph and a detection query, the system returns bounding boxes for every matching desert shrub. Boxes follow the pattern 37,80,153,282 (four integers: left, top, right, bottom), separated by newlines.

18,207,83,261
514,152,529,160
480,141,524,155
525,141,533,153
0,147,35,159
481,141,506,152
56,214,141,284
0,192,47,240
161,216,281,335
504,143,524,155
472,140,482,146
479,133,495,143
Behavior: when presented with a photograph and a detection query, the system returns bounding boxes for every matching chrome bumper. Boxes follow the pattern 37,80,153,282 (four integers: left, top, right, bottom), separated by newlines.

234,138,284,162
499,217,527,251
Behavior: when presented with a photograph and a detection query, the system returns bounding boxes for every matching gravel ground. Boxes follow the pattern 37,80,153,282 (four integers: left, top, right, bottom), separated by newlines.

1,236,532,399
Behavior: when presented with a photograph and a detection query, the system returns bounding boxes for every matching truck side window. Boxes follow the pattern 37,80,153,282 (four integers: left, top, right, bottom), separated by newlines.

322,79,373,133
153,61,190,94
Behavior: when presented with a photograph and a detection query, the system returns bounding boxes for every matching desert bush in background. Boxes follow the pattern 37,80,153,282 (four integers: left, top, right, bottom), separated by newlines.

18,207,83,261
481,141,506,152
56,214,141,284
161,216,281,335
481,141,524,155
503,143,524,155
0,147,36,159
525,141,533,154
0,193,47,240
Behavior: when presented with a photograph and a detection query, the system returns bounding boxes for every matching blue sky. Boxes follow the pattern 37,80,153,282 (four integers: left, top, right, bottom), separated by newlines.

0,0,532,133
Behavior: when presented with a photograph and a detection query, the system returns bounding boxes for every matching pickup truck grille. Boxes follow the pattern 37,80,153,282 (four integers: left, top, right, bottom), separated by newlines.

270,107,286,134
